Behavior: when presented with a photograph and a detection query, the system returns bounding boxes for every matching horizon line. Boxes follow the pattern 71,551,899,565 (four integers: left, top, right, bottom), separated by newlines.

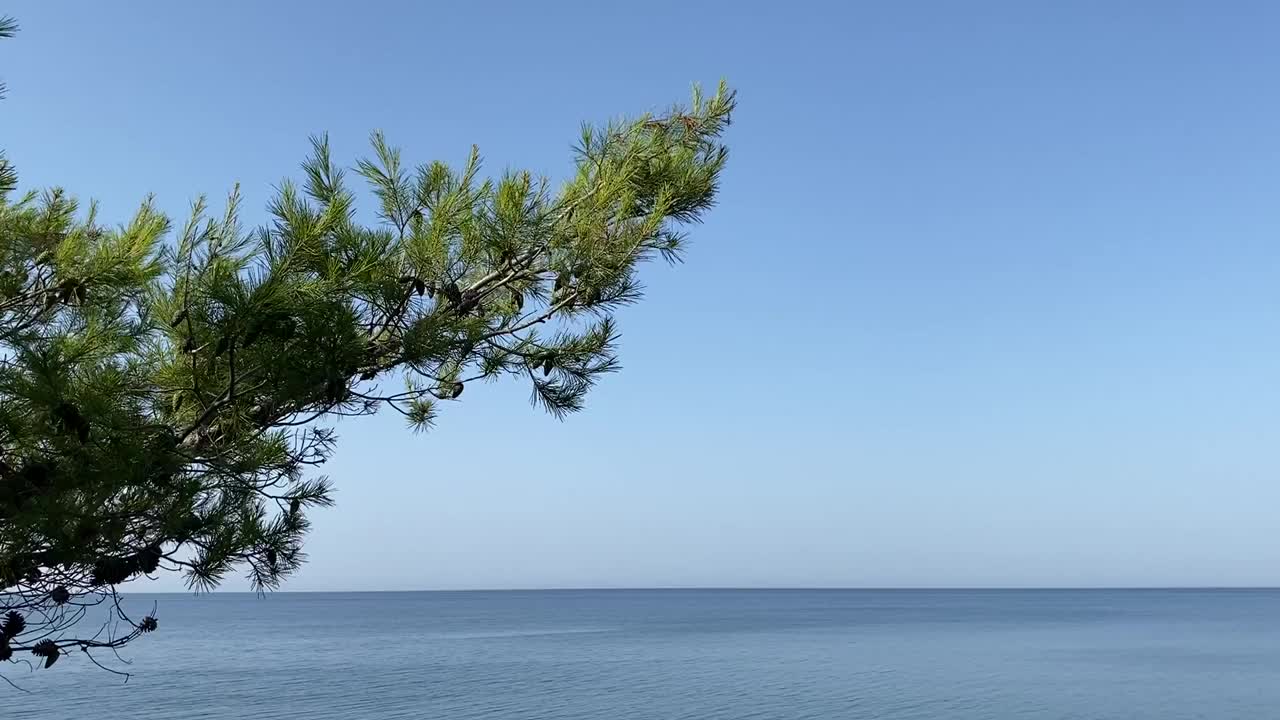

123,585,1280,594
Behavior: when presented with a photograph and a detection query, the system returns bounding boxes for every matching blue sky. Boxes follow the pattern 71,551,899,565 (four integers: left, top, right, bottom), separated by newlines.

3,1,1279,589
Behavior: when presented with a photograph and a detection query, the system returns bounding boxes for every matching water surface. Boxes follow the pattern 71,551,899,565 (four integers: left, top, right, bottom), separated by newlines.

8,589,1280,718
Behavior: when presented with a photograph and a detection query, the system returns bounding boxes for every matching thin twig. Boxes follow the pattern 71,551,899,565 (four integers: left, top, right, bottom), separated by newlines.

0,669,32,693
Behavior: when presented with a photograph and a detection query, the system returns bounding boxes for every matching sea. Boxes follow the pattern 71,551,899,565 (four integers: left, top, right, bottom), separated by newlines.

7,589,1280,718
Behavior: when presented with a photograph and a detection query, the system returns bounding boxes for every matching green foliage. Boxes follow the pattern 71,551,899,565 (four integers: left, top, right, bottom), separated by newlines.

0,16,18,197
0,79,735,669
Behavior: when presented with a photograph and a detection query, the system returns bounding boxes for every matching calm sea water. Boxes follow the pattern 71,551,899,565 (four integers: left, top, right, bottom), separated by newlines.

7,589,1280,718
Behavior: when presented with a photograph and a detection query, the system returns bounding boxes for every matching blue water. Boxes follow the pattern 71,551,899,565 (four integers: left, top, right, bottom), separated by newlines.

8,589,1280,718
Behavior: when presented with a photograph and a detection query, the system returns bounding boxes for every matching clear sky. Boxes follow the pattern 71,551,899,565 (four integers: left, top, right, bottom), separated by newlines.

3,1,1279,590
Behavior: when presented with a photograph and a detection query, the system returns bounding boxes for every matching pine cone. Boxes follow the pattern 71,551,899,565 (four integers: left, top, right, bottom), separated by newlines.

0,611,24,640
32,639,58,668
136,544,163,574
91,556,133,586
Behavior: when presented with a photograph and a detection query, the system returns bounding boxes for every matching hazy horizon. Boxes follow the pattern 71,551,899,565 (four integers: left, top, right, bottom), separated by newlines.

120,584,1280,594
